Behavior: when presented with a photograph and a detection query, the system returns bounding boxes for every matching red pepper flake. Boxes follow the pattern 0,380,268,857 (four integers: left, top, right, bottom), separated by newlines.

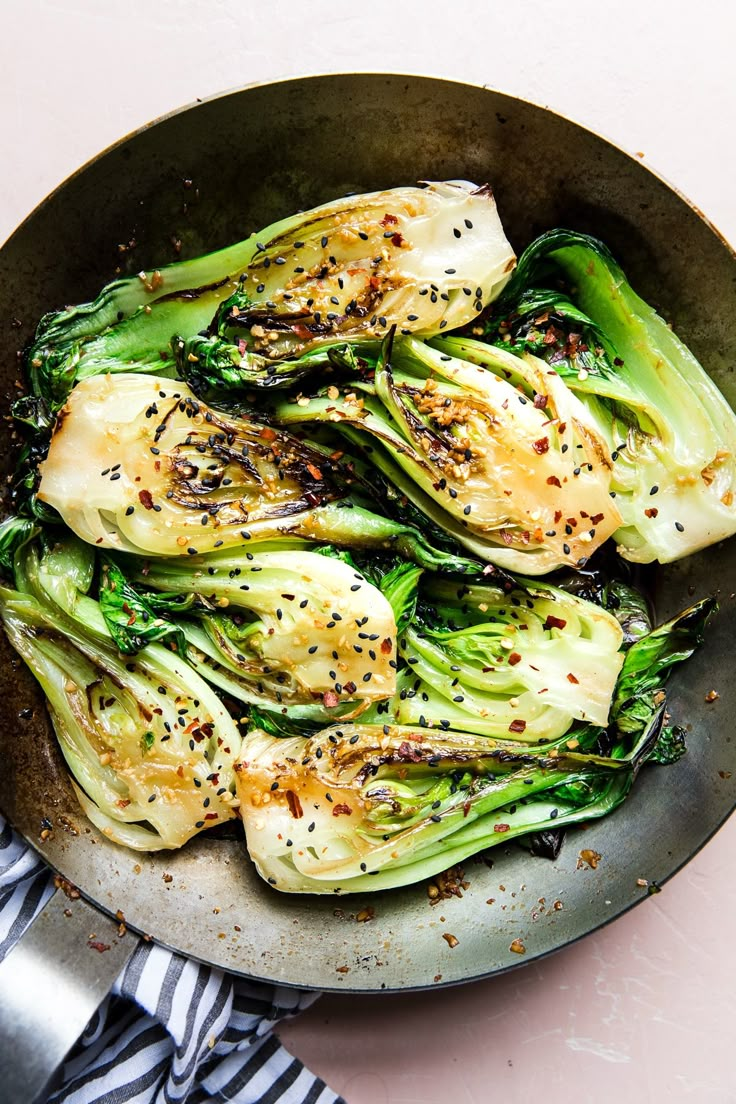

286,790,303,819
508,719,527,734
204,812,219,821
260,426,277,442
88,940,111,953
442,933,459,949
332,803,352,817
645,507,659,518
380,213,398,226
554,510,562,523
305,462,323,481
391,232,405,247
533,392,547,409
494,823,511,832
544,615,567,631
557,422,567,434
138,489,154,510
500,529,513,546
343,680,357,694
590,513,604,525
567,672,580,684
533,437,550,455
546,475,561,487
508,652,522,666
397,741,424,762
323,690,340,708
380,637,392,654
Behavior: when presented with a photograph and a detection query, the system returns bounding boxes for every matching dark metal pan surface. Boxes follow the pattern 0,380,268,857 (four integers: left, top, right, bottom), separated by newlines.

0,74,733,992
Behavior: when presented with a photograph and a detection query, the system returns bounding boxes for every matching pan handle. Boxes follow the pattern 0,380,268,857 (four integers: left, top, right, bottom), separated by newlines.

0,886,139,1104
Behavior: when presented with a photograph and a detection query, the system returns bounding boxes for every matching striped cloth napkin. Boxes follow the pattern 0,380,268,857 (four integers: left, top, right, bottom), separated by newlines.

0,815,344,1104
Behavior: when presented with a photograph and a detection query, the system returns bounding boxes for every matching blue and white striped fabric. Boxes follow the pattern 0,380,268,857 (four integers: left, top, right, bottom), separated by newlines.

0,815,344,1104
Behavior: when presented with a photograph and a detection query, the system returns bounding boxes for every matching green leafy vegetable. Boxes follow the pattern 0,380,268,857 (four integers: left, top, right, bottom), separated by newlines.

98,557,186,656
611,597,717,740
482,230,736,564
127,546,398,710
0,537,242,849
236,719,656,893
26,181,514,411
272,331,620,573
379,572,625,739
36,373,485,573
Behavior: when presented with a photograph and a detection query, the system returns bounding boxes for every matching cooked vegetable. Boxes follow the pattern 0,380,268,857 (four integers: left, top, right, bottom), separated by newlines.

27,181,514,409
3,182,726,889
611,598,716,743
36,373,485,573
236,597,714,892
0,537,242,849
481,230,736,563
380,572,625,738
273,332,620,573
126,546,398,710
236,716,655,893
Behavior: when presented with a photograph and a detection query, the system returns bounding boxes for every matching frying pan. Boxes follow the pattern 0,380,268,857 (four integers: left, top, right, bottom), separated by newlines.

0,74,734,1104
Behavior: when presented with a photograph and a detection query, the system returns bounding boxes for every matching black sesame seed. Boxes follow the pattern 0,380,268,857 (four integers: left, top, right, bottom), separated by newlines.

675,521,685,532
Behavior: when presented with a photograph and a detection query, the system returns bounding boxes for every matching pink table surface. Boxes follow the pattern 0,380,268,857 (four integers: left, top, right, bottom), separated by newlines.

279,816,736,1103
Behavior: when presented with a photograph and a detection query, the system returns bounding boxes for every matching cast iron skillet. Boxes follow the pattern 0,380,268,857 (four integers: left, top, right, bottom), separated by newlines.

0,74,734,1103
